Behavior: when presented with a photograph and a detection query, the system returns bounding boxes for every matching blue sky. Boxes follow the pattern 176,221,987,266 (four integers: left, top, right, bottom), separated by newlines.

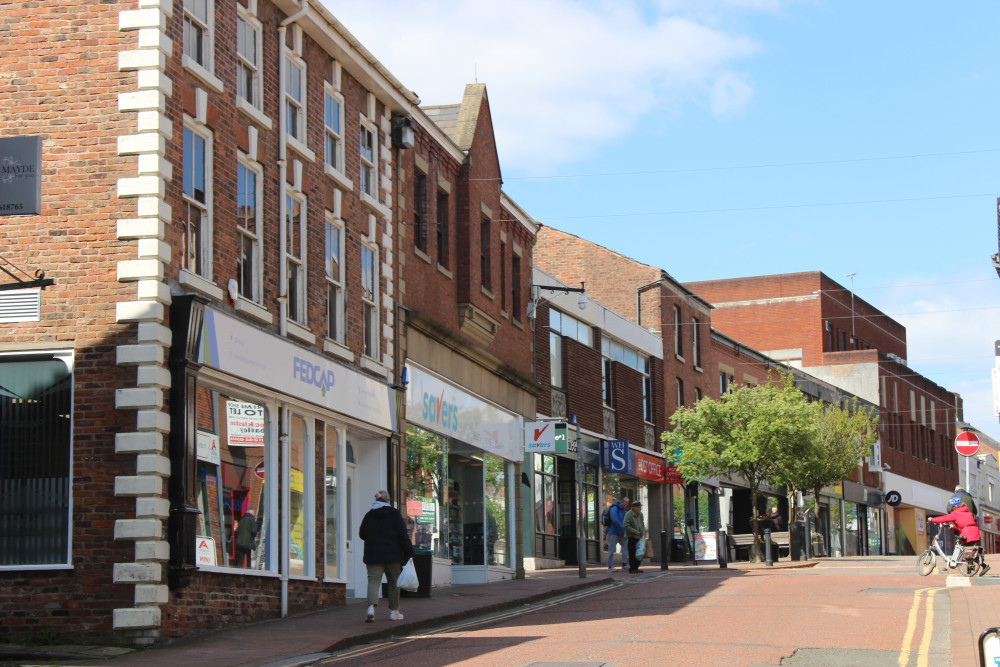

324,0,1000,442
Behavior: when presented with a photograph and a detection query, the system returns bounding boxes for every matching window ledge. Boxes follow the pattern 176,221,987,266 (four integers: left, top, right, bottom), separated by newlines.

235,297,272,325
179,269,224,301
324,338,354,363
511,316,524,331
286,319,316,345
360,191,391,219
287,135,316,163
236,98,273,130
182,55,224,94
360,355,389,379
436,263,453,280
480,285,495,300
324,164,353,191
693,365,703,374
414,247,431,264
675,354,686,363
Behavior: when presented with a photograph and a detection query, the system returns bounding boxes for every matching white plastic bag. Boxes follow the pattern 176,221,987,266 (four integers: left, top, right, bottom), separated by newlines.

636,538,646,560
397,559,419,592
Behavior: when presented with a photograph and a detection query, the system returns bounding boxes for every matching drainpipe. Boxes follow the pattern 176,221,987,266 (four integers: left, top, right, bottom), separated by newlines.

276,4,307,616
278,4,308,337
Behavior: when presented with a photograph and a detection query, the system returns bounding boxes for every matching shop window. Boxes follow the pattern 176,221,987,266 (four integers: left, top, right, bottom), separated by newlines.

484,454,509,567
449,442,487,565
287,412,314,577
0,352,72,567
404,425,449,561
582,465,599,542
324,424,340,580
194,386,270,571
534,454,558,537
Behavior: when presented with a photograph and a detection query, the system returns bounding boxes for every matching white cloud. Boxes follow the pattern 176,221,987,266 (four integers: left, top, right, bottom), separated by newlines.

321,0,761,170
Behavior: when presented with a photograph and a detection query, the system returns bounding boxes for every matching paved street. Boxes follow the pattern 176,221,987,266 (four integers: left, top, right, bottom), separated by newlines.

313,557,998,667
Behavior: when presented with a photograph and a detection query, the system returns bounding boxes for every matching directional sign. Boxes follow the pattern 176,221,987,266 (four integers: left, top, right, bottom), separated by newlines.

955,430,980,457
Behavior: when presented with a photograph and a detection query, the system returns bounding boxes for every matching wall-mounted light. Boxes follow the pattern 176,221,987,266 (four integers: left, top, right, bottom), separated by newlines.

391,116,415,149
527,282,586,319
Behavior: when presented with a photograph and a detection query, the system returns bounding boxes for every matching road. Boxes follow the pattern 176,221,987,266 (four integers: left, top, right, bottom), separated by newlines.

314,558,994,667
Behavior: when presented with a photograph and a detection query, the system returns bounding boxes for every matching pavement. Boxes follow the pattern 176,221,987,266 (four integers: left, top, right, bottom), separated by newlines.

2,555,996,667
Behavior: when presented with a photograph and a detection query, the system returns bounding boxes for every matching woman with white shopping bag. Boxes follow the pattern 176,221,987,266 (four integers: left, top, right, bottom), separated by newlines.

359,490,415,623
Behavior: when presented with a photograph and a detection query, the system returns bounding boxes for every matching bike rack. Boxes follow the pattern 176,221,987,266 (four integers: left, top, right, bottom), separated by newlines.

978,626,999,667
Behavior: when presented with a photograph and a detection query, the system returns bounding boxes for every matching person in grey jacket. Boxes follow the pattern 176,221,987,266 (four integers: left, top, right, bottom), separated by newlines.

623,501,646,573
359,490,415,623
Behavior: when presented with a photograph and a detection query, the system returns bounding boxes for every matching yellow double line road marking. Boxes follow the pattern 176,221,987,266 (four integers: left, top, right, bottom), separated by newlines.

898,586,944,667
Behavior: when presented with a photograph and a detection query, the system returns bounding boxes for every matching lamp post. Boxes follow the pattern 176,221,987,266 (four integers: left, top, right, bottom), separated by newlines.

574,415,586,578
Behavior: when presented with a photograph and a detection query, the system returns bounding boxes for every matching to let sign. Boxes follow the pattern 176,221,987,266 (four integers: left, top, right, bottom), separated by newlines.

955,431,980,457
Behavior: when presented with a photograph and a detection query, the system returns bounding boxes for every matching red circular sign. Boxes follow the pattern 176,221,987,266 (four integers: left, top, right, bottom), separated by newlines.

254,461,265,480
955,431,980,457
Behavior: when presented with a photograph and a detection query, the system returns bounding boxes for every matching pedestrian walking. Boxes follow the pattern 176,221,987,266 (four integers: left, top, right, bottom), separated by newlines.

359,490,415,623
606,497,629,572
234,508,258,568
623,500,646,573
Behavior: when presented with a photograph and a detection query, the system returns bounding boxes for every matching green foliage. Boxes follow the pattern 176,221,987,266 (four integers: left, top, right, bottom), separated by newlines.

661,371,815,560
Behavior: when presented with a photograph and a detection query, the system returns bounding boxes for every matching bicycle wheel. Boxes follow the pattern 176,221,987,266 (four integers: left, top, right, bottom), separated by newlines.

960,556,980,577
917,550,935,576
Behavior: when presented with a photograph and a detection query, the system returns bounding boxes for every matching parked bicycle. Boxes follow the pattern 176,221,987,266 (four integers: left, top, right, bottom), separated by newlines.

916,529,983,577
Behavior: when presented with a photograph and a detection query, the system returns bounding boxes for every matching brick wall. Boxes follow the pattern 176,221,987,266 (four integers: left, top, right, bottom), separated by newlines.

563,337,603,434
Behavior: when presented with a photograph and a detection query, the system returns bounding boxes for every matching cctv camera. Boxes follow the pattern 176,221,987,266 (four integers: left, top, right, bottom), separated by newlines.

881,464,890,471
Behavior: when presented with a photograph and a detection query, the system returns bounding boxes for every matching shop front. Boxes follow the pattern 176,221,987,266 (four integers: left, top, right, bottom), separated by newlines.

402,363,519,585
168,298,396,608
523,424,602,569
865,472,951,556
601,439,672,562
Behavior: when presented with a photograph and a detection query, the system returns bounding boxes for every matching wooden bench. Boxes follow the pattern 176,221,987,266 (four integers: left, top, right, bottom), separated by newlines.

729,531,790,561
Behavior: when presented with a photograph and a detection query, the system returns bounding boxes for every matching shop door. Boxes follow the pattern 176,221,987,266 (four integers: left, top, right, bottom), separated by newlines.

344,457,359,597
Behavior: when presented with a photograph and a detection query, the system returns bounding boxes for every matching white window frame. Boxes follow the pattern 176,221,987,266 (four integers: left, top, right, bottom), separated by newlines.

361,240,379,360
182,117,213,280
285,191,307,324
325,208,345,344
236,155,262,303
285,48,307,149
692,317,701,368
673,305,682,358
182,0,223,92
359,121,377,198
236,7,262,111
324,82,345,174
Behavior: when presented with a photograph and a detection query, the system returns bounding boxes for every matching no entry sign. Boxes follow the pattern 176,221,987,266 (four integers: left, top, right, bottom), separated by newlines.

955,431,980,457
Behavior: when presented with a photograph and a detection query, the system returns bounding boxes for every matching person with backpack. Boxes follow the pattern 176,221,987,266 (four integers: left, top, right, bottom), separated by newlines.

951,485,978,518
605,497,629,573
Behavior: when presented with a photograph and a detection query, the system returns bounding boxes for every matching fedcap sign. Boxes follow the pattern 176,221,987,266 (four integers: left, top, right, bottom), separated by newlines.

0,136,42,216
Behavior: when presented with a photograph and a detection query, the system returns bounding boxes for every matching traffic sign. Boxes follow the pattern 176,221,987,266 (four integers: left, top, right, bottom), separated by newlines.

254,461,265,480
955,431,980,457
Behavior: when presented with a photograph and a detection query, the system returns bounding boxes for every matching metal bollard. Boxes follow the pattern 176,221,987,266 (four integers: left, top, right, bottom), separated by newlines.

660,531,668,570
764,527,773,566
718,530,727,569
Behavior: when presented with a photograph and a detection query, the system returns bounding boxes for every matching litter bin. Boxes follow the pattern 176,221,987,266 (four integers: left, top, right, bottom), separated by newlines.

789,521,804,561
401,551,432,598
671,538,688,563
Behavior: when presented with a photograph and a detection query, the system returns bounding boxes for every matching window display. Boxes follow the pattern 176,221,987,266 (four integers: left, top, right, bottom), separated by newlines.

194,384,270,570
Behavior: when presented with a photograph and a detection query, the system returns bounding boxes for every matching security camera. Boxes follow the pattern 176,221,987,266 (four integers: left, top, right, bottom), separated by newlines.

881,464,890,471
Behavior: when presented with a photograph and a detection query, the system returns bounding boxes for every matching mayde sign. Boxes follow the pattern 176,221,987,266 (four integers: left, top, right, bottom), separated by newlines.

0,136,42,216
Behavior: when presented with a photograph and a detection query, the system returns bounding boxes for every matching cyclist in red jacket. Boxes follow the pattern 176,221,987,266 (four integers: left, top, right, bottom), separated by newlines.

929,496,988,575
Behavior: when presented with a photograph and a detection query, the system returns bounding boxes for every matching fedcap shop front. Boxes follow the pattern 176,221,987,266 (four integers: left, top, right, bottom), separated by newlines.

168,298,395,609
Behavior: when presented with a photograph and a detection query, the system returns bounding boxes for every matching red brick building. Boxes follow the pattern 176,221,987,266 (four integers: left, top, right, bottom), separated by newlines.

686,271,961,554
0,0,536,647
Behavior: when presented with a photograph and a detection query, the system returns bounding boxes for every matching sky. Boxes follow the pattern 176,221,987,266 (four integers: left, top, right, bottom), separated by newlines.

323,0,1000,443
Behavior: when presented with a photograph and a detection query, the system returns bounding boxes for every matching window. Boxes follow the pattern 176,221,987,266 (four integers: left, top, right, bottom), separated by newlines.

436,190,449,268
602,359,613,407
695,387,702,403
676,378,684,409
361,243,378,358
236,13,261,109
692,318,701,368
549,308,593,389
183,121,212,278
325,215,344,342
288,412,314,577
480,216,491,289
643,362,654,423
825,321,833,352
534,454,558,538
601,336,648,414
285,193,306,323
0,352,73,567
404,425,450,561
673,306,682,357
549,330,563,388
413,171,427,252
193,386,271,571
511,253,521,320
499,240,507,311
720,371,728,394
236,158,261,302
359,125,376,196
183,0,211,69
324,88,343,171
285,56,305,144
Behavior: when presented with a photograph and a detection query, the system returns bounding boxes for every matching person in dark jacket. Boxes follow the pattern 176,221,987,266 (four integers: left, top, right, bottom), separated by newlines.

606,497,629,572
234,508,258,568
359,490,415,623
951,485,978,518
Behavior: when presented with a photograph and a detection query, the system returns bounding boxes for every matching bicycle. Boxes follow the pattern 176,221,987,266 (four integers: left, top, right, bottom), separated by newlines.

916,530,983,577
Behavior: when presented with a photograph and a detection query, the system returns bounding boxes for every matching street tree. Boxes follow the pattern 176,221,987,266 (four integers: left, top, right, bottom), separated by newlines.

663,372,814,561
777,398,879,532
